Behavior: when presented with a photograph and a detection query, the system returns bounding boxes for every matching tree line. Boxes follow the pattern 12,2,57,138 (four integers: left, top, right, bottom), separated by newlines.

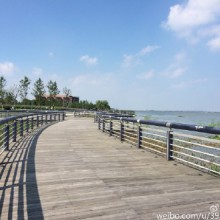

0,76,111,110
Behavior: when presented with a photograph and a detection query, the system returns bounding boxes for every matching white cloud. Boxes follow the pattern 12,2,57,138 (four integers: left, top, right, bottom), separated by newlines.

122,45,159,68
207,36,220,51
122,54,135,68
163,52,187,78
166,67,187,78
137,70,154,80
0,62,16,75
163,0,220,50
79,55,98,65
198,25,220,37
199,25,220,50
165,0,220,31
138,45,159,56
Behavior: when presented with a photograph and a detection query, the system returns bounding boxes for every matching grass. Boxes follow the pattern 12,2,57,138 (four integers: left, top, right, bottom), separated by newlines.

208,121,220,140
209,121,220,128
210,163,220,175
143,115,151,120
213,135,220,140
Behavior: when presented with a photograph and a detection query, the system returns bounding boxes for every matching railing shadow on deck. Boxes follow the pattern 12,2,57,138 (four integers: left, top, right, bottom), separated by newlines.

0,124,54,220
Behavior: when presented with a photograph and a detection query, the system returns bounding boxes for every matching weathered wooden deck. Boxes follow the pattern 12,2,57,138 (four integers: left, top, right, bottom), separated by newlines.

0,116,220,220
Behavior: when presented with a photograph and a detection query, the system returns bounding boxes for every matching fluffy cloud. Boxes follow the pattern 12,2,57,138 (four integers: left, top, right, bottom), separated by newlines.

163,0,220,50
122,54,135,68
122,45,159,68
207,36,220,51
164,0,220,31
163,52,187,78
138,45,159,56
0,62,16,75
79,55,98,65
174,52,186,62
166,67,187,78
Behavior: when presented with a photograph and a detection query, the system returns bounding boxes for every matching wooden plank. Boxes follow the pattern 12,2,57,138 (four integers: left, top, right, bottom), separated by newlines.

0,116,220,220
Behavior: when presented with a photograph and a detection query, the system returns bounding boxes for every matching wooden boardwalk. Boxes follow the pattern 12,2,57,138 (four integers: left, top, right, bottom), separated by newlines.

0,116,220,220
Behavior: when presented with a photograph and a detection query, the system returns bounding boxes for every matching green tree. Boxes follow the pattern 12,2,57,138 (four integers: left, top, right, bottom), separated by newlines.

47,80,60,107
96,100,110,110
70,99,95,110
32,78,45,106
5,85,19,105
4,90,16,105
19,76,31,103
0,76,6,103
47,80,60,96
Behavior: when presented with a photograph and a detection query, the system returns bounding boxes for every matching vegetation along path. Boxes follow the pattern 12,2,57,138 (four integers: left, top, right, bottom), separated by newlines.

0,115,220,220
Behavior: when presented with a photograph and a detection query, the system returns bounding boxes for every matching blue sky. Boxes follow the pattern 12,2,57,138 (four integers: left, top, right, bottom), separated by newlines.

1,0,220,111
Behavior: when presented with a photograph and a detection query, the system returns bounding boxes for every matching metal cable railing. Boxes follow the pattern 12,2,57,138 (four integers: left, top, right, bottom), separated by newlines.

0,111,65,159
97,114,220,176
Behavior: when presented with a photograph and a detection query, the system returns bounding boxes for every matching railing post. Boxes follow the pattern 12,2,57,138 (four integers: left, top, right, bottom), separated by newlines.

4,124,9,150
26,117,29,133
20,120,24,137
62,112,65,121
120,119,124,142
50,114,52,122
137,121,142,148
58,113,60,121
13,121,17,142
31,117,34,130
166,129,173,161
102,118,105,132
41,114,43,125
37,115,39,127
40,114,42,125
109,118,113,136
98,117,101,130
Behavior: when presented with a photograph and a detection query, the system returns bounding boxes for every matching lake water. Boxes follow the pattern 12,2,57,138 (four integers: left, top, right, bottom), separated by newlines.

135,110,220,127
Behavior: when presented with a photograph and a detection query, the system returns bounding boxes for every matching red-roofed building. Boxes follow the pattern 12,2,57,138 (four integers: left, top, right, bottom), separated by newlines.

42,94,79,104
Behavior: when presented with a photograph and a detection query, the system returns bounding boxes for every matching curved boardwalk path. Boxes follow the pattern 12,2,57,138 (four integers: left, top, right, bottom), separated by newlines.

0,116,220,220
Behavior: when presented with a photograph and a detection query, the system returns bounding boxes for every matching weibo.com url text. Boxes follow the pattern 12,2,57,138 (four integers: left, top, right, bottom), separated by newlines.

156,205,219,220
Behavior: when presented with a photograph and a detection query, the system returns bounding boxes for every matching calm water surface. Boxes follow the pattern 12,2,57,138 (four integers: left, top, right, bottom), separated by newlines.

135,111,220,127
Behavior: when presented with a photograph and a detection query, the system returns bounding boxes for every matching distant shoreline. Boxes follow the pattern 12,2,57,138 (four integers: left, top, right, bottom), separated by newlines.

134,110,220,113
